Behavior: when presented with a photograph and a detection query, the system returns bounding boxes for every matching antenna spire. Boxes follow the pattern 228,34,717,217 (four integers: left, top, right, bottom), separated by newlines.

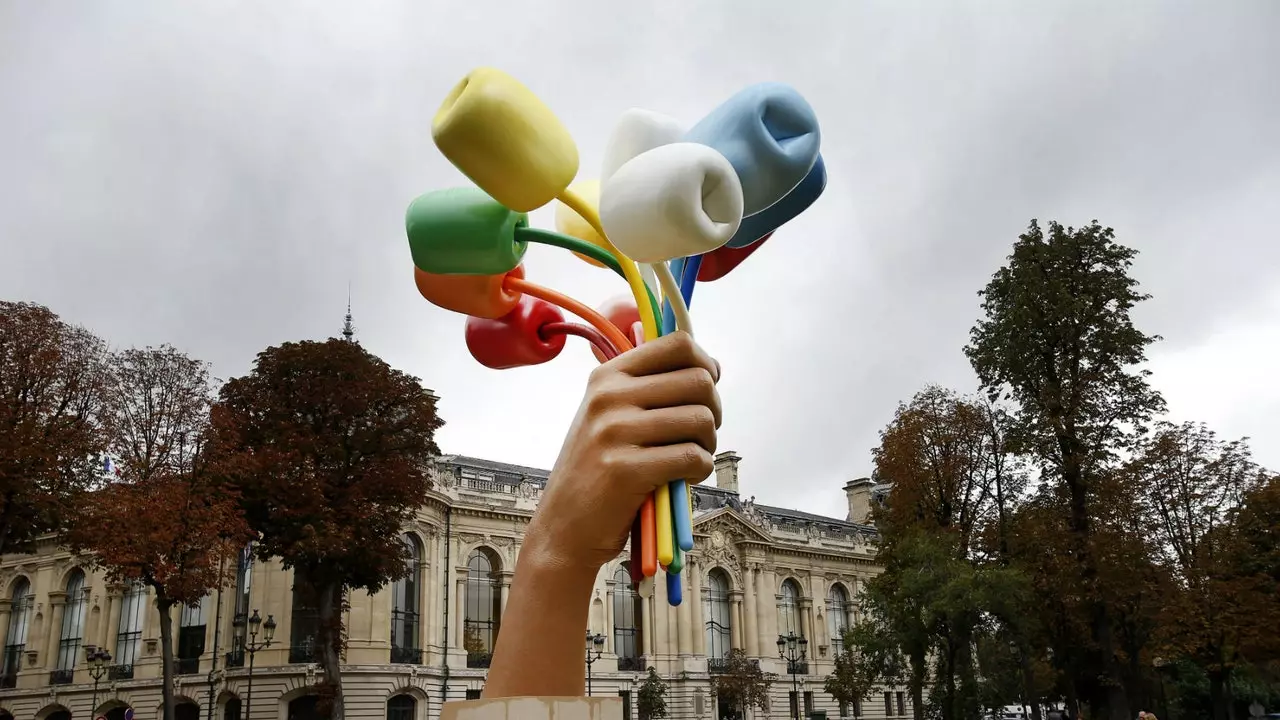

341,284,355,342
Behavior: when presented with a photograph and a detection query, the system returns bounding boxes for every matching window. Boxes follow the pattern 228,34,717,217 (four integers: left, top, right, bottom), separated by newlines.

826,584,849,655
804,691,814,716
789,692,799,719
896,692,905,717
176,702,201,720
2,578,32,687
391,534,423,664
884,693,892,717
704,569,732,663
228,543,253,668
178,595,209,674
464,549,501,668
115,582,146,678
613,565,642,669
619,690,632,720
465,689,482,700
778,580,803,640
290,585,320,663
387,694,416,720
56,571,88,680
223,697,242,720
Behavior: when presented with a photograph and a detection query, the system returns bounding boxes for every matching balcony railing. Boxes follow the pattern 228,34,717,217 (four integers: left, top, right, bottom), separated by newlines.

176,656,200,675
225,648,245,668
787,659,809,675
467,652,492,669
391,646,423,665
49,668,75,685
109,664,134,681
617,656,645,672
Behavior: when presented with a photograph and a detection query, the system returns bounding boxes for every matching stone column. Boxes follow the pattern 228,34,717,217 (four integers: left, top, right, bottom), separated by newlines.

455,567,468,648
499,573,513,618
677,577,693,656
799,598,814,650
689,561,705,656
639,594,653,659
604,584,616,654
44,591,69,668
101,586,123,652
728,592,743,650
421,534,435,652
760,568,779,647
0,599,11,650
741,566,758,657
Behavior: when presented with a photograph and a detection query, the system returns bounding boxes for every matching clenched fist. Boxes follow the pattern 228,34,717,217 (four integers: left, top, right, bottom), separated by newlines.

525,331,722,576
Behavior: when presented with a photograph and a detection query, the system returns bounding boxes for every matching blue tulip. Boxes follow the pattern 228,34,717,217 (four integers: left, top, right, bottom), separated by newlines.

725,154,826,248
684,82,821,216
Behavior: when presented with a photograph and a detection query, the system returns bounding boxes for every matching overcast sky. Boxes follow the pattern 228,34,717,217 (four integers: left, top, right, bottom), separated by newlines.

3,1,1278,518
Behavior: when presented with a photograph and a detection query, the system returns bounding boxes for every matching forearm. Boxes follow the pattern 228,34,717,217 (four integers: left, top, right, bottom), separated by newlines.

483,542,597,698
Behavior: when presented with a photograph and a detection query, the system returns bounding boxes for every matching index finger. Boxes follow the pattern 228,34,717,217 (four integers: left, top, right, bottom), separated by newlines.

611,332,720,382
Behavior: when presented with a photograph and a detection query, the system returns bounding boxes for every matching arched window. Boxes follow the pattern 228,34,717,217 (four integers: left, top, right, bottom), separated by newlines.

2,578,32,686
612,565,642,668
115,582,146,678
289,585,319,664
223,696,242,720
287,695,318,720
464,549,500,668
391,534,423,664
778,579,802,640
55,570,88,680
387,694,416,720
178,595,209,674
175,701,201,720
826,584,849,654
704,569,732,661
228,544,253,668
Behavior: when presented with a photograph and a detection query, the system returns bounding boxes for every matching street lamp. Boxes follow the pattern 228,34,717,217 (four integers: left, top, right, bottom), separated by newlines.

777,632,808,720
232,609,277,720
584,631,606,696
86,645,114,716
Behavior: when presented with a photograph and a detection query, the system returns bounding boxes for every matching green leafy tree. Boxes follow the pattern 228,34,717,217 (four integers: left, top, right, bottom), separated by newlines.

710,649,772,718
965,219,1166,720
210,338,443,720
638,667,669,720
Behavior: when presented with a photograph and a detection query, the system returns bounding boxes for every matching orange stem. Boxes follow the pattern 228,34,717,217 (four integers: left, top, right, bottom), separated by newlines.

505,277,634,355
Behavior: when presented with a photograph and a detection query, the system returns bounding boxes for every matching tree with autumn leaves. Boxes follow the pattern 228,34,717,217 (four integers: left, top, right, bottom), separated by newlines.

66,345,253,720
209,338,443,720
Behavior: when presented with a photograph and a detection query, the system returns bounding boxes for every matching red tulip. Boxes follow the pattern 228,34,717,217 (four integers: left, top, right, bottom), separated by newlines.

697,231,772,282
592,296,642,362
465,295,566,369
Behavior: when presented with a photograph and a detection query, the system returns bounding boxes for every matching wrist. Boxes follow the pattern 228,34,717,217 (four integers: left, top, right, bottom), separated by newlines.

517,516,601,589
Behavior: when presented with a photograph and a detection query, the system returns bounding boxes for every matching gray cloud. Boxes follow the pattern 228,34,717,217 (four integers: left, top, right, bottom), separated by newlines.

3,0,1278,515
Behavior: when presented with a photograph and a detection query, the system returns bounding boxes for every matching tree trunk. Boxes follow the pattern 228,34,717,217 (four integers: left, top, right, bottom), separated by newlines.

316,581,346,720
1208,670,1229,720
1019,647,1043,720
911,649,927,720
156,593,178,720
945,642,958,720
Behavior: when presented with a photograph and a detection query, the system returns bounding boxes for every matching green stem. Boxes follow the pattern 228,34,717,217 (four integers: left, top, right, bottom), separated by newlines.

518,227,663,332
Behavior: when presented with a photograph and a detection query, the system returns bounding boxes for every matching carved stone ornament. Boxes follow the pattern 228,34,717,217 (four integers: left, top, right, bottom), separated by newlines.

457,533,485,546
517,478,537,498
490,536,512,548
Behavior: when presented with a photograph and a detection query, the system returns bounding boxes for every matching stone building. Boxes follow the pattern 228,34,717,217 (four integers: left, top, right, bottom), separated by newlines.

0,452,906,720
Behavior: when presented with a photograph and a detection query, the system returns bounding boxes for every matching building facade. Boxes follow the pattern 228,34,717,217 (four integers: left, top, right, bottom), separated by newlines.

0,452,905,720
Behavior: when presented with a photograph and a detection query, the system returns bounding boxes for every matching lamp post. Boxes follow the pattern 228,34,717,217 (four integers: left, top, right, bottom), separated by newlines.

777,632,808,720
86,645,114,716
232,609,277,720
584,631,606,696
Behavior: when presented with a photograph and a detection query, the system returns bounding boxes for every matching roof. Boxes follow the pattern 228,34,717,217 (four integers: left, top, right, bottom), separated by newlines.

438,455,551,483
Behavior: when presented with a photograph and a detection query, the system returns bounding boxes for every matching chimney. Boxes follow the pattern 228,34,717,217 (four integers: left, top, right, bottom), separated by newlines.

843,477,875,524
713,451,741,493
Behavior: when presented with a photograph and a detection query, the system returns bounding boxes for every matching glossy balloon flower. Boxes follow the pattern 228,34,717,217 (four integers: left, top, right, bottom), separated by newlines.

591,295,641,362
599,143,744,263
725,154,825,248
405,187,528,276
600,108,685,181
432,67,579,212
553,179,609,269
414,264,525,319
697,232,772,282
464,295,567,369
684,82,820,216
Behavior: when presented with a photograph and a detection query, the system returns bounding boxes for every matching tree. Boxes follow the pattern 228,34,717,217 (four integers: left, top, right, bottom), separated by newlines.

209,338,443,720
710,649,773,718
638,667,669,720
965,219,1166,720
1131,421,1270,720
1227,475,1280,668
0,301,108,555
66,345,251,720
826,623,905,717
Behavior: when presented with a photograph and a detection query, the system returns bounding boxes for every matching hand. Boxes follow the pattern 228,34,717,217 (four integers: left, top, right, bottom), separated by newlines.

525,331,722,575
